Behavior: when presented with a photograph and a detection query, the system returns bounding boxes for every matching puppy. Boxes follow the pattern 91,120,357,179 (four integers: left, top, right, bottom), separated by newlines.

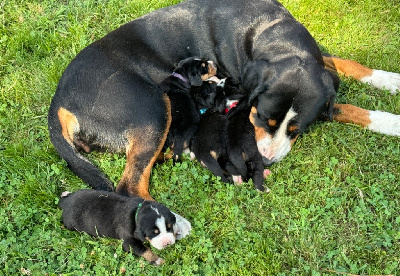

191,78,269,191
190,78,244,183
59,189,179,265
161,57,217,160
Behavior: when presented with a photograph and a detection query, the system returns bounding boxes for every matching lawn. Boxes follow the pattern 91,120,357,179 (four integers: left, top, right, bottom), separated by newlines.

1,0,399,275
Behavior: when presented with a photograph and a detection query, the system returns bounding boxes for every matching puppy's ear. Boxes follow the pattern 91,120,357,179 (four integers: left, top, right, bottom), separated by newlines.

134,229,145,242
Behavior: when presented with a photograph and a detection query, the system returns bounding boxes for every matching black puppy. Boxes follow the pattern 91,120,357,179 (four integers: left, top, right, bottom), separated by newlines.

59,189,177,265
161,57,217,160
191,78,269,191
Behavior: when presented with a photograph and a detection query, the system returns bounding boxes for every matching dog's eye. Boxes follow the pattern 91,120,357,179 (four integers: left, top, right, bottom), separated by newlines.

288,125,300,138
267,119,277,127
154,229,159,234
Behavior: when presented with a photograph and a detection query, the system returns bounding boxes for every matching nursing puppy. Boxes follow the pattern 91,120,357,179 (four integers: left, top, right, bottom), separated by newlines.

191,78,269,191
161,57,217,160
59,189,177,265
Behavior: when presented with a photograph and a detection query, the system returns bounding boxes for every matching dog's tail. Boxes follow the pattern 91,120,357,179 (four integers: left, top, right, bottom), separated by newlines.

48,104,114,192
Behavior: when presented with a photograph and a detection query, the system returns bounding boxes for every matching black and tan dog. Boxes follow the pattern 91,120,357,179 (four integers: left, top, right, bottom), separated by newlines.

48,0,400,199
59,189,181,265
160,57,217,160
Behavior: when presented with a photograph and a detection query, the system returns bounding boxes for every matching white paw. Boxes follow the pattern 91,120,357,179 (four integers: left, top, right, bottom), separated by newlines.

368,110,400,136
60,191,71,197
361,70,400,94
189,151,196,160
172,212,192,240
155,258,165,266
232,175,243,184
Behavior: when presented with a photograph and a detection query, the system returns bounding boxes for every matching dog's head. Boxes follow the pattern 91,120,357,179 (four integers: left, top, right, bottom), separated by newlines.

134,201,176,250
244,59,337,166
174,57,217,86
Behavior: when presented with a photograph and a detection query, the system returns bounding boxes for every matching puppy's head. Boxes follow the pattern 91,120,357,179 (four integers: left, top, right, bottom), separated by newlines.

134,201,176,250
175,57,217,86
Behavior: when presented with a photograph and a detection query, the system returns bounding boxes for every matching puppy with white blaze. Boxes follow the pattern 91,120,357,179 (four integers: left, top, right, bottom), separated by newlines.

59,190,191,265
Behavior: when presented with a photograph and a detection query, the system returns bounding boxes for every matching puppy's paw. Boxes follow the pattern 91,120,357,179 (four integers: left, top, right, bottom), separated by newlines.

172,212,192,240
152,257,165,266
60,191,71,198
263,169,271,178
232,175,243,184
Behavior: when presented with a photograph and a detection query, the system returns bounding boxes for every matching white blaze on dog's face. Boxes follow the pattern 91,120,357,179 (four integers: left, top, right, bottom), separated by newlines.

135,204,176,250
148,214,176,250
249,106,300,166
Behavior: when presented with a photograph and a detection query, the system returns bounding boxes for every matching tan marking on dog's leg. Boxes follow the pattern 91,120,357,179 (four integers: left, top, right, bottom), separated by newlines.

117,94,172,200
58,107,79,144
141,248,164,266
323,56,373,80
333,104,371,127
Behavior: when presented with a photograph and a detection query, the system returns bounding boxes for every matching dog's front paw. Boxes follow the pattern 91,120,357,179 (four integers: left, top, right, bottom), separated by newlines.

172,212,192,240
361,70,400,94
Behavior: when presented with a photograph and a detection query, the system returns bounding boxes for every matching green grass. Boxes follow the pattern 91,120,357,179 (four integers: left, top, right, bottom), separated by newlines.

1,0,399,274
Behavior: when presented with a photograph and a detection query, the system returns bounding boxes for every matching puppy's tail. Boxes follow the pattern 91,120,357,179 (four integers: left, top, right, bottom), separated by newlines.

48,104,114,192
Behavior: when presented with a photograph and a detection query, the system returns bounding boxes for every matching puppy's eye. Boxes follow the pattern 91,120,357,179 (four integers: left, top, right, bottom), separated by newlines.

154,229,159,234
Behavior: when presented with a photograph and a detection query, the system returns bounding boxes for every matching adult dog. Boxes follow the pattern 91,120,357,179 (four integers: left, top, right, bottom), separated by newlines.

48,0,400,200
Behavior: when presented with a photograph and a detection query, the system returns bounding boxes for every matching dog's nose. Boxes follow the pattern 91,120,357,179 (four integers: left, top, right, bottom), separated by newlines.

262,156,275,167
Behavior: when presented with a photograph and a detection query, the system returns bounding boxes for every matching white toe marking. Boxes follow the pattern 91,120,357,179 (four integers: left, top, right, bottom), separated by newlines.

361,70,400,94
368,110,400,136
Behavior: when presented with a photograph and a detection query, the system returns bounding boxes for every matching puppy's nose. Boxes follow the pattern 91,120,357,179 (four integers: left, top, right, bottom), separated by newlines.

163,240,172,246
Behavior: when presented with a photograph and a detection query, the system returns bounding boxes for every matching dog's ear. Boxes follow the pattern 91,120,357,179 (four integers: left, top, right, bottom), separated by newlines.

242,60,272,104
326,93,336,121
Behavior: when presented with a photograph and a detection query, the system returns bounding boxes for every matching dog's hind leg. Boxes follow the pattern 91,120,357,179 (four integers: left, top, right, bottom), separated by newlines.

322,54,400,94
48,106,114,191
116,94,172,200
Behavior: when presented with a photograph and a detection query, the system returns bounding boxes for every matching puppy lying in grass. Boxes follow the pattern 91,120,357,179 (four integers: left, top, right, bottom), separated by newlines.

190,78,270,192
59,189,191,265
